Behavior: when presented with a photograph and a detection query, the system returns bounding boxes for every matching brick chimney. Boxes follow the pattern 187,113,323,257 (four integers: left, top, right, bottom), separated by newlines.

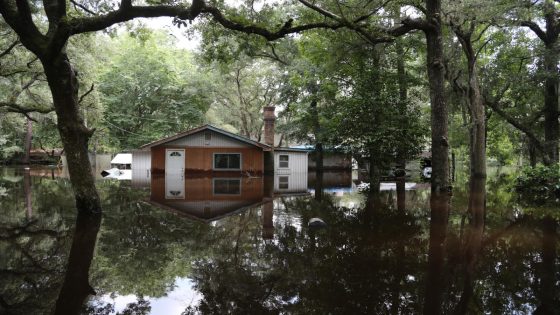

263,106,276,147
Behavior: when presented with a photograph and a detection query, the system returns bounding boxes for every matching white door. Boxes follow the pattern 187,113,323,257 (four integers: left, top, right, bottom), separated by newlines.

165,174,185,199
165,149,185,175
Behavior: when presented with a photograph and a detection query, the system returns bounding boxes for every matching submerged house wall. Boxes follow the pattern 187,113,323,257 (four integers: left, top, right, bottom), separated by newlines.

148,129,264,174
151,146,263,174
308,151,352,170
274,151,307,174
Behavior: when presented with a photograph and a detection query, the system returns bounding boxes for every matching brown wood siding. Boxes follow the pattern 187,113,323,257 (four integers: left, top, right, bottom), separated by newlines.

150,175,264,202
151,146,264,174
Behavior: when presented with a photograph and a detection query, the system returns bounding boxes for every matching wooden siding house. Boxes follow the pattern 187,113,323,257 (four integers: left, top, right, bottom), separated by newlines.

134,106,309,177
138,125,271,176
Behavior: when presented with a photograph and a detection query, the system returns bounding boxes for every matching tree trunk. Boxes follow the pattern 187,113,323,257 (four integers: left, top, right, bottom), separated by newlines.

423,192,450,315
454,176,485,315
22,117,32,165
425,0,450,193
54,211,102,315
466,64,486,182
454,28,487,218
529,139,538,167
41,55,101,214
23,169,32,219
543,41,559,165
535,216,557,314
396,176,406,212
395,37,408,177
310,97,323,172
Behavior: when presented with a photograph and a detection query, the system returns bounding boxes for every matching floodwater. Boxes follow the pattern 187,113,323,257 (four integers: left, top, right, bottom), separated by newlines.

0,165,558,314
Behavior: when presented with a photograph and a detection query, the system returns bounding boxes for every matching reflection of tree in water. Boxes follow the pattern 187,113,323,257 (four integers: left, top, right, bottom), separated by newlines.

1,168,558,314
184,194,426,314
0,170,74,315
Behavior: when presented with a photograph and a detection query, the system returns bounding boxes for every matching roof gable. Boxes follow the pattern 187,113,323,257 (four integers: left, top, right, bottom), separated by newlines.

139,125,271,150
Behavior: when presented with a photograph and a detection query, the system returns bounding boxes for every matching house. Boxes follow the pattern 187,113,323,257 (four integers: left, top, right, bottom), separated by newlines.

290,145,353,170
132,106,309,176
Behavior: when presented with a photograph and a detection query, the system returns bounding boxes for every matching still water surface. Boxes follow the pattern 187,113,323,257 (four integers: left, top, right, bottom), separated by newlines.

0,166,558,314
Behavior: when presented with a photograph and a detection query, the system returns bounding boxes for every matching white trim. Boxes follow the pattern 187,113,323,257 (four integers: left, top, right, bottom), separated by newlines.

278,175,289,190
278,154,289,168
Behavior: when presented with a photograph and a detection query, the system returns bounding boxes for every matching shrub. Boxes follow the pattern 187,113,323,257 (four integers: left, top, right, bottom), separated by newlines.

514,164,560,205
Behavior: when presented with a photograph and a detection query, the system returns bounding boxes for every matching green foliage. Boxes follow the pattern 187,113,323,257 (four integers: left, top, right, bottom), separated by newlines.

514,164,560,204
98,30,211,150
203,57,285,139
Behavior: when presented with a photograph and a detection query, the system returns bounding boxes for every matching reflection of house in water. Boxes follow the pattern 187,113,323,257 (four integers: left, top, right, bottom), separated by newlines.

143,173,308,239
149,175,267,222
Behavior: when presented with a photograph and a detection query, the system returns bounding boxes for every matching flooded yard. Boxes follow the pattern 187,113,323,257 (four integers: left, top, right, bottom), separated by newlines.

0,166,557,314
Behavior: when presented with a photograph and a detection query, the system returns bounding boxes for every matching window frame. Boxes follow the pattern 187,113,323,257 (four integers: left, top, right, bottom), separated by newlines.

213,153,242,170
278,154,289,168
212,178,242,195
278,176,289,190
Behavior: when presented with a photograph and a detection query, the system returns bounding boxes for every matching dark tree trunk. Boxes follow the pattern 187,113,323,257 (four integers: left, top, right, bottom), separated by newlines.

310,97,323,172
309,91,324,202
466,64,486,182
522,0,560,165
453,26,487,222
54,211,102,315
395,37,408,177
529,139,538,167
543,41,559,165
42,55,101,214
369,158,381,196
425,0,450,193
314,169,324,202
23,117,33,165
454,177,485,315
23,169,32,219
423,192,450,315
396,176,406,212
535,216,557,314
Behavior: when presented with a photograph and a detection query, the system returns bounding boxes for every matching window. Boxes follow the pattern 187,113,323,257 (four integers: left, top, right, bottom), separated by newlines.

204,131,212,144
214,153,241,170
279,176,289,189
279,155,289,168
170,151,182,157
213,178,241,195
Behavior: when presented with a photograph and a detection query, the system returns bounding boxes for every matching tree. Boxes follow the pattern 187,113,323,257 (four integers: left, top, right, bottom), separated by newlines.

99,30,210,150
518,0,560,165
206,57,283,140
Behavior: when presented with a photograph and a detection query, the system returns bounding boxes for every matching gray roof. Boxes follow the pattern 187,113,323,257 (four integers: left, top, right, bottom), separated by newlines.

139,124,272,150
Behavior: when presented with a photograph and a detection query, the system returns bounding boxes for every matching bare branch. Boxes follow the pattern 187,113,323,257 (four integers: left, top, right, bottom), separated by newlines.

484,97,547,156
0,40,20,59
70,0,96,15
78,84,95,104
0,102,54,116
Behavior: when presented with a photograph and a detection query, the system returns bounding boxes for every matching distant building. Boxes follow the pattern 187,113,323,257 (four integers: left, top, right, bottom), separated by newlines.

291,145,353,171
